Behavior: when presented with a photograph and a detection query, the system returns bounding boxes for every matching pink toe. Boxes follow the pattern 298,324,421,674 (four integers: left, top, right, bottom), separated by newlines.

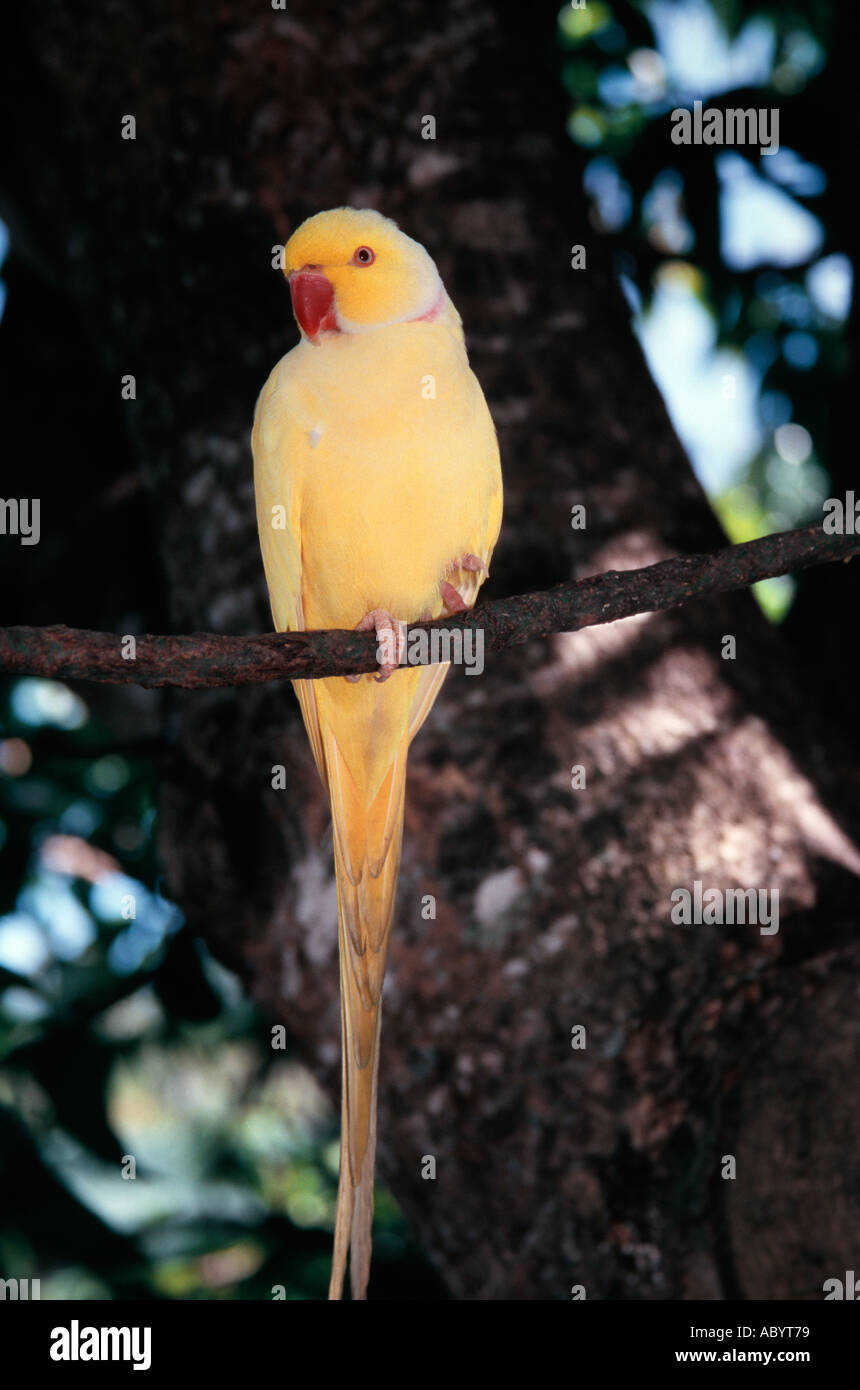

440,580,467,613
460,553,487,574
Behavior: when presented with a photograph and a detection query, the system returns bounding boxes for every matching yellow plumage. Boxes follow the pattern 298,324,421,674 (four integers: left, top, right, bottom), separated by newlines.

252,207,502,1299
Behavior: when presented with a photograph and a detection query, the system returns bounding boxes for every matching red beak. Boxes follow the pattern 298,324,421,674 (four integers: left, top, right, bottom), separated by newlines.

289,270,339,342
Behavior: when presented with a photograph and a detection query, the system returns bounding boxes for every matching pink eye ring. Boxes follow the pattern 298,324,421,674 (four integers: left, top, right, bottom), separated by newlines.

353,245,375,266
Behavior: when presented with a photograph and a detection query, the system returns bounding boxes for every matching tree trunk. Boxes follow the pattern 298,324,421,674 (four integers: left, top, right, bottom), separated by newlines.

2,0,858,1299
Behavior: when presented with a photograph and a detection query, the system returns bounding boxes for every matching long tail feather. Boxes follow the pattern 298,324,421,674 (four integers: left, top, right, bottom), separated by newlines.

326,735,406,1300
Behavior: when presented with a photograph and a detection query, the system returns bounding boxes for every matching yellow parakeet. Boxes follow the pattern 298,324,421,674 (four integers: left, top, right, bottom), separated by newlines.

251,207,502,1300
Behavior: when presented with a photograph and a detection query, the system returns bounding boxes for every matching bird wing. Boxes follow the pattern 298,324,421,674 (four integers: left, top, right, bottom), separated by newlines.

407,463,503,744
252,358,328,787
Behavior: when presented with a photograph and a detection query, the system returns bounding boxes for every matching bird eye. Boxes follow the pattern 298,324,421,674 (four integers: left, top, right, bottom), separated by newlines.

353,246,375,265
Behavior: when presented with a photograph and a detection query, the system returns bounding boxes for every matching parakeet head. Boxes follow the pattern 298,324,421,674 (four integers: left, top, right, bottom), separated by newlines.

283,208,444,343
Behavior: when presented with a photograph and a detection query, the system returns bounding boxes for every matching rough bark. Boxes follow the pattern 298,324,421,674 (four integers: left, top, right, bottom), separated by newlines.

2,0,859,1299
3,522,857,686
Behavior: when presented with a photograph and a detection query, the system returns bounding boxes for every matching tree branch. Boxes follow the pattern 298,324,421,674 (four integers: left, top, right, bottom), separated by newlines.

1,523,855,688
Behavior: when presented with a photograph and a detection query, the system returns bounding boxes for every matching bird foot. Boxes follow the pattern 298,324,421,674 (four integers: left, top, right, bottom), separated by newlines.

459,553,489,575
347,608,405,683
439,554,488,615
